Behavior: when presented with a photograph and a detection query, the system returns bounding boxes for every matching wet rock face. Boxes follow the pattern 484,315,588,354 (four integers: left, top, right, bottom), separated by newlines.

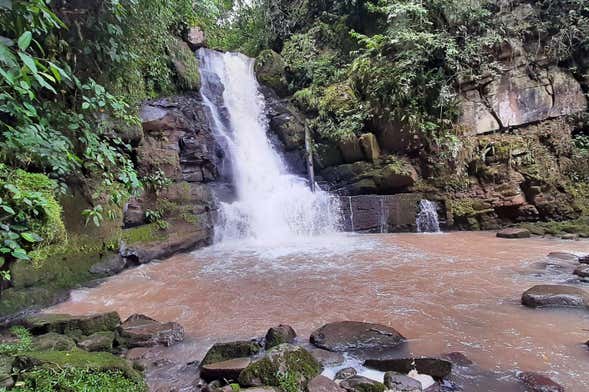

200,357,251,382
310,321,406,353
521,285,589,308
517,371,564,392
364,358,452,379
265,324,296,349
117,314,184,348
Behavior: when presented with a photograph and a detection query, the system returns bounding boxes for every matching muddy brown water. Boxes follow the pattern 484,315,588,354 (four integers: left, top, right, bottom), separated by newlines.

48,232,589,390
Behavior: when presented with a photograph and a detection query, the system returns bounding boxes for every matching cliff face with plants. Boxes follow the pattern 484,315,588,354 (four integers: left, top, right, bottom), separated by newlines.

244,0,589,232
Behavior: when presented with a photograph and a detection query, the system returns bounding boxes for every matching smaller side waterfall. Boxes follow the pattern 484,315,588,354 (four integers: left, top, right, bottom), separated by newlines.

416,200,441,233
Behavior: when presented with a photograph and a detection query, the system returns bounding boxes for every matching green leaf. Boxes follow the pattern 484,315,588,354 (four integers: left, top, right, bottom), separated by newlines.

33,72,57,93
0,205,15,214
17,51,37,73
47,61,71,81
20,232,43,242
11,249,29,260
17,31,32,51
81,102,90,110
0,41,17,67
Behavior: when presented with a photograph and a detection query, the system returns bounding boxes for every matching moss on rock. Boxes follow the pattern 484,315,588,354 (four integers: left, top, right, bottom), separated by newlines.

255,50,288,97
169,37,201,91
237,344,322,389
202,341,262,366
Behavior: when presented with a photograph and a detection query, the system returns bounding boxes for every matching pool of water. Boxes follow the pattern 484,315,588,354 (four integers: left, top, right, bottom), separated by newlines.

48,232,589,390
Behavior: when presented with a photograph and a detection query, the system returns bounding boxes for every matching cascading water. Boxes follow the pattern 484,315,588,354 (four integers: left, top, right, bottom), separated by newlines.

416,200,441,233
198,49,341,243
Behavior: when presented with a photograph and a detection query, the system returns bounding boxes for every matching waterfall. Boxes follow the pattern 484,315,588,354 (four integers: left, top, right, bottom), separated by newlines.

416,200,441,233
198,49,341,242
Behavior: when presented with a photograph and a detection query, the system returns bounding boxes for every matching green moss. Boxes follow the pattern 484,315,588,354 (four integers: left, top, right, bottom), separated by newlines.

16,350,142,382
449,198,493,218
169,37,200,91
121,223,167,245
521,217,589,237
254,50,288,96
201,341,261,366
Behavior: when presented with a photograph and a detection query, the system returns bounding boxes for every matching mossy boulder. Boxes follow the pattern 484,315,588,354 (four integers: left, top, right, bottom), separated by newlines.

15,350,142,382
255,50,288,97
78,331,115,352
22,312,121,337
169,37,200,91
237,344,322,388
339,376,385,392
264,325,296,350
202,340,262,366
31,332,76,351
116,314,184,348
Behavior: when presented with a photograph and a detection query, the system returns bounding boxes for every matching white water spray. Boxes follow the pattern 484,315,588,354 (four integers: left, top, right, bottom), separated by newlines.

416,200,441,233
198,49,341,243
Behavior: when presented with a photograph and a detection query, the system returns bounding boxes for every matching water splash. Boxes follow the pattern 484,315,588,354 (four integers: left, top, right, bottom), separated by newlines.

416,200,441,233
198,49,341,243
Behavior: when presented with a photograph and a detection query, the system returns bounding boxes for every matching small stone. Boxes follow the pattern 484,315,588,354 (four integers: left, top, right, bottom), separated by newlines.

308,375,346,392
265,324,296,349
78,331,115,352
496,228,530,239
364,358,452,379
521,285,589,308
335,367,357,380
384,371,422,391
31,332,75,351
517,371,564,392
117,314,184,348
339,376,386,392
200,357,251,382
201,340,261,365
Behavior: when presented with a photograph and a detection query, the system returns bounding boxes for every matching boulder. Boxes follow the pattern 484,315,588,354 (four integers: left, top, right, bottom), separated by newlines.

200,357,251,382
117,314,184,348
268,111,305,151
521,285,589,308
202,340,262,366
359,133,381,162
384,371,422,392
31,332,76,351
254,50,288,97
573,265,589,278
237,344,322,388
334,367,357,380
169,37,201,91
517,371,564,392
374,162,417,191
439,352,472,367
123,199,145,228
307,347,345,367
496,228,531,239
308,375,347,392
22,312,121,336
364,358,452,379
579,254,589,264
310,321,405,353
265,324,297,349
78,331,115,352
185,26,206,50
339,376,386,392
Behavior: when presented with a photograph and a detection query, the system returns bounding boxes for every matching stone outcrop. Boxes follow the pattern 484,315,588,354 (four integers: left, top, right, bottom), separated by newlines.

310,321,405,353
340,194,425,233
117,314,184,348
521,285,589,309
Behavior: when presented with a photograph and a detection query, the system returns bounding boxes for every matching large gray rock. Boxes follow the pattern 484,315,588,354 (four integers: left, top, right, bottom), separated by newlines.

364,358,452,379
185,26,206,50
117,314,184,348
201,340,261,365
521,285,589,308
310,321,405,353
384,371,422,392
339,376,386,392
496,228,530,239
238,344,322,388
338,135,365,163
